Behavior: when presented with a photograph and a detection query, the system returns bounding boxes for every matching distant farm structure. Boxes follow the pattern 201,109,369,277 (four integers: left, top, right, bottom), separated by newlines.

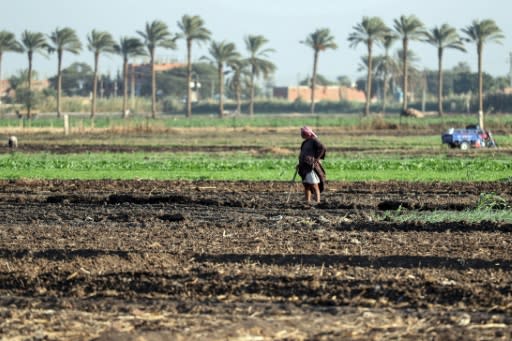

273,85,366,103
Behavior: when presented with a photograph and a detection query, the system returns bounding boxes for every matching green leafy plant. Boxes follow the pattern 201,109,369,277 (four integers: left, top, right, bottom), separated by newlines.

476,192,510,210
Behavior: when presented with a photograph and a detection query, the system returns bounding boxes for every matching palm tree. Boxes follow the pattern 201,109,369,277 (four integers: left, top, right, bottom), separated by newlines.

244,35,275,116
202,41,240,118
227,57,249,114
87,30,115,119
137,20,177,118
48,27,82,118
0,31,22,90
393,15,426,113
348,16,389,116
20,30,48,119
114,37,146,118
424,24,466,116
462,19,504,129
301,28,337,114
178,15,211,117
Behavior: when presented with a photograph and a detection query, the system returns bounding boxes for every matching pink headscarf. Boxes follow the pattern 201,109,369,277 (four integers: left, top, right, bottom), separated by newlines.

301,126,317,139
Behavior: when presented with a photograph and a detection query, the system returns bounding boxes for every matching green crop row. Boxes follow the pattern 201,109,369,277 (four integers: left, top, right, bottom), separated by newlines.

380,209,512,223
1,112,512,131
0,152,510,182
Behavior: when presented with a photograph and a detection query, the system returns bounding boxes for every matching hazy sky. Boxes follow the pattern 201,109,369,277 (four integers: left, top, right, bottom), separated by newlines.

1,0,511,86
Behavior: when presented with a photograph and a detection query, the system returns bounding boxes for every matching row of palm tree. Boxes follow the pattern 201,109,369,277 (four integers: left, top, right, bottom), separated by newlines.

0,16,276,119
0,15,506,127
344,15,503,129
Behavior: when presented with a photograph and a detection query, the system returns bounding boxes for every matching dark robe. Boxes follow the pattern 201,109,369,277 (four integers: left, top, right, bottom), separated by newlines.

298,137,327,192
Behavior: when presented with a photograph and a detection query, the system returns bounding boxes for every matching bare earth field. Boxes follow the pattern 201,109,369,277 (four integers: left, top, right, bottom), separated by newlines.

0,179,511,340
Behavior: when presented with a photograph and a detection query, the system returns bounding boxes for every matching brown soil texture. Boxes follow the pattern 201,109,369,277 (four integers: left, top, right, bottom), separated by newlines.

4,143,512,157
0,179,511,340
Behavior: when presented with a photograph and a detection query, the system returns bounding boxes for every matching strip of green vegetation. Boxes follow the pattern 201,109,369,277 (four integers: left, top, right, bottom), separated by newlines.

2,112,512,130
376,192,512,223
379,209,512,223
12,131,457,150
0,152,510,182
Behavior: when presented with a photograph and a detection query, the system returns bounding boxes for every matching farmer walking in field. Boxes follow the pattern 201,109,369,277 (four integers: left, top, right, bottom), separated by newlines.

297,126,326,204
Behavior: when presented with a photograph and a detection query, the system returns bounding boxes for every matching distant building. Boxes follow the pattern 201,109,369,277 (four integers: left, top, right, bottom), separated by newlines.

273,85,366,103
29,79,49,92
128,62,185,76
502,87,512,95
0,79,49,100
128,62,186,96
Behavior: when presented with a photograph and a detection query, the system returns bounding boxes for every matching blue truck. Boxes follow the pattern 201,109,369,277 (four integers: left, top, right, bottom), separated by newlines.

441,125,497,150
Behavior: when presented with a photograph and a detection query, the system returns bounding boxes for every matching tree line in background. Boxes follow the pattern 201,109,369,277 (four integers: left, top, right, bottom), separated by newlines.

346,15,504,129
0,16,275,120
0,14,507,128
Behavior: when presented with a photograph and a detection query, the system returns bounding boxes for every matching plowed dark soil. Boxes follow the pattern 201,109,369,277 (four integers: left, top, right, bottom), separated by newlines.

5,143,512,157
0,179,511,340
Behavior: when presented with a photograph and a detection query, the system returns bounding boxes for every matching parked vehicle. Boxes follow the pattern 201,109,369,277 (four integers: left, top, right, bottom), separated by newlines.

441,125,497,150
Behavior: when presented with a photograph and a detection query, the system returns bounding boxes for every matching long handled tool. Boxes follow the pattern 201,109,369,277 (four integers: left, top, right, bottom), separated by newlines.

286,168,298,203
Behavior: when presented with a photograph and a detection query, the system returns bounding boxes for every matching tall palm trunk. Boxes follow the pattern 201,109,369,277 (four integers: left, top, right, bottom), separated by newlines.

91,52,99,118
27,51,33,119
249,68,255,116
122,57,129,118
310,50,319,114
235,81,242,114
382,66,389,115
477,42,484,129
402,38,409,112
218,65,224,118
365,42,373,116
57,51,63,118
150,49,156,118
437,48,444,116
186,39,192,117
130,65,135,109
